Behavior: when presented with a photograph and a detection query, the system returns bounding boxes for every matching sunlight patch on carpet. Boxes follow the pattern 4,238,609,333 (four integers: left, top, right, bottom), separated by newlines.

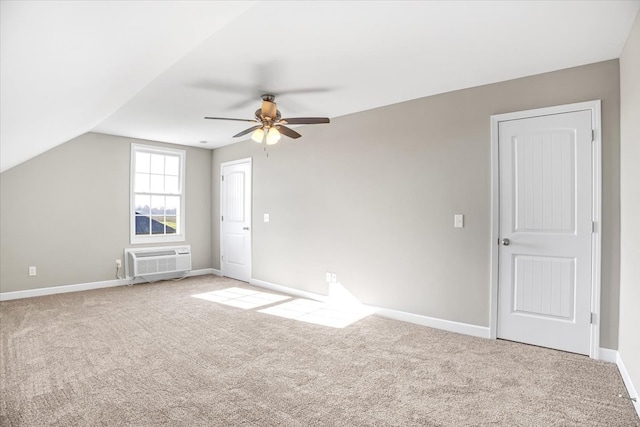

259,298,372,328
191,287,290,309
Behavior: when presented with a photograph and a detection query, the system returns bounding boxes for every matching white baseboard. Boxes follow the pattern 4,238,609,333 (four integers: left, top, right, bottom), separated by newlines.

598,347,618,363
0,268,217,301
371,306,491,338
616,351,640,418
250,278,490,339
188,268,220,277
0,278,127,301
250,278,329,302
596,348,640,418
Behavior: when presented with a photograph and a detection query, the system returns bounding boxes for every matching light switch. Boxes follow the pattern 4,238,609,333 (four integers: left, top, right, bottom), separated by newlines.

454,214,464,228
264,213,270,223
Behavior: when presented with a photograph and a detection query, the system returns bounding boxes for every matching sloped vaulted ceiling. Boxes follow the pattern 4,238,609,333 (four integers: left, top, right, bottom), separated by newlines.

0,1,255,172
1,1,639,172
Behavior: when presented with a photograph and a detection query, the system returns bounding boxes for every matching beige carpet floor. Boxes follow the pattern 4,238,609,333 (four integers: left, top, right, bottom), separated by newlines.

1,275,638,426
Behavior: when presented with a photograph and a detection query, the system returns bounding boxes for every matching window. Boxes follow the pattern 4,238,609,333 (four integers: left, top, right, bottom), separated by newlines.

131,144,185,244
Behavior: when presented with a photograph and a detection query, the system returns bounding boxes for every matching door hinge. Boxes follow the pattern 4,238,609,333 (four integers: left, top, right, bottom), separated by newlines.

590,312,597,324
221,175,224,181
591,129,595,142
221,215,224,222
592,221,596,233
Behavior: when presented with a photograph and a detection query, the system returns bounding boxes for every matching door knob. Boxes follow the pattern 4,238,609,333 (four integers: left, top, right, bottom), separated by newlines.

501,238,510,246
243,227,250,231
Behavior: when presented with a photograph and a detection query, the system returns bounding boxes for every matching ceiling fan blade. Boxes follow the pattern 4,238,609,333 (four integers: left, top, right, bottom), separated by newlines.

277,125,301,139
281,117,330,125
276,88,332,96
204,116,258,123
233,125,263,138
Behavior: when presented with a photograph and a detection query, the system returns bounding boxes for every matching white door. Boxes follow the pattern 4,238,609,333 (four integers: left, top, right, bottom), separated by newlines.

221,159,252,282
497,110,593,355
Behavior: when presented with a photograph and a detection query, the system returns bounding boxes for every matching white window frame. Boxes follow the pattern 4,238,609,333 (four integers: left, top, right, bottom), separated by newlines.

130,143,186,244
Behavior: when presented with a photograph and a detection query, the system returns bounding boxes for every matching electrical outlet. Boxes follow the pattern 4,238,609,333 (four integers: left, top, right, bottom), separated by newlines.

331,273,338,284
28,266,37,276
325,272,332,283
116,259,122,269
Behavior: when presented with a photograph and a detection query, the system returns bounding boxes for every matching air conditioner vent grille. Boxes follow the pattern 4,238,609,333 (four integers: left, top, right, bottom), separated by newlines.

124,246,191,279
137,250,176,258
137,258,178,275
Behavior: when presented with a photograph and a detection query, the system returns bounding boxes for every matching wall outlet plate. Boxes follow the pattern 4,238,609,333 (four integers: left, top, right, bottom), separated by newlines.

28,266,37,276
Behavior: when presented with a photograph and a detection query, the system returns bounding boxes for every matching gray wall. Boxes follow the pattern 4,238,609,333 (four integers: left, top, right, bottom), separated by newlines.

619,12,640,402
212,60,621,349
0,132,212,292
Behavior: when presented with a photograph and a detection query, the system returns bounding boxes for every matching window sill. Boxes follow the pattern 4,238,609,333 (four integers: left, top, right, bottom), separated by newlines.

130,234,186,245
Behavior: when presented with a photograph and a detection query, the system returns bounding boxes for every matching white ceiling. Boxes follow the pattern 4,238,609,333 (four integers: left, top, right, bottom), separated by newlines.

1,1,639,172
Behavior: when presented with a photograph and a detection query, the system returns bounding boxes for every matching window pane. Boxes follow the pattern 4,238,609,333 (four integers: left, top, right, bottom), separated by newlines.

165,176,179,194
151,195,165,215
166,197,179,233
166,196,179,212
135,215,150,235
165,155,179,176
165,216,177,234
150,174,164,193
151,216,166,234
136,152,150,173
134,195,151,214
150,154,165,174
135,173,149,192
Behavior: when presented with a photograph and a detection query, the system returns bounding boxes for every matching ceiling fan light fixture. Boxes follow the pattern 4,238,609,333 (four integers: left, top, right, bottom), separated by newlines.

266,127,281,145
251,128,265,143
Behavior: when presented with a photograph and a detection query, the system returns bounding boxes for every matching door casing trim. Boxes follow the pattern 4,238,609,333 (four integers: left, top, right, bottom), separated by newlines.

489,100,602,358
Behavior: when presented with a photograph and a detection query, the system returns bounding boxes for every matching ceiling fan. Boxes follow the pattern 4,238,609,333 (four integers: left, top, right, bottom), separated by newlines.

205,94,330,145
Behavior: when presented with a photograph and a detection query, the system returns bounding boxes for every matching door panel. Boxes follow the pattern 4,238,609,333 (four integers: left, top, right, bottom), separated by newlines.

512,255,574,320
498,110,592,355
221,159,251,282
514,130,575,233
225,233,246,265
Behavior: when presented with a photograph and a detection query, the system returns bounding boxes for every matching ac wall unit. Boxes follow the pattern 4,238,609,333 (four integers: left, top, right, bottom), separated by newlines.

124,245,191,279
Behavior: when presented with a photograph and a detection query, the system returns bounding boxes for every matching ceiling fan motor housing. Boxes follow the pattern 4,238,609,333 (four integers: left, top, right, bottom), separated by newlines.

260,99,278,121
